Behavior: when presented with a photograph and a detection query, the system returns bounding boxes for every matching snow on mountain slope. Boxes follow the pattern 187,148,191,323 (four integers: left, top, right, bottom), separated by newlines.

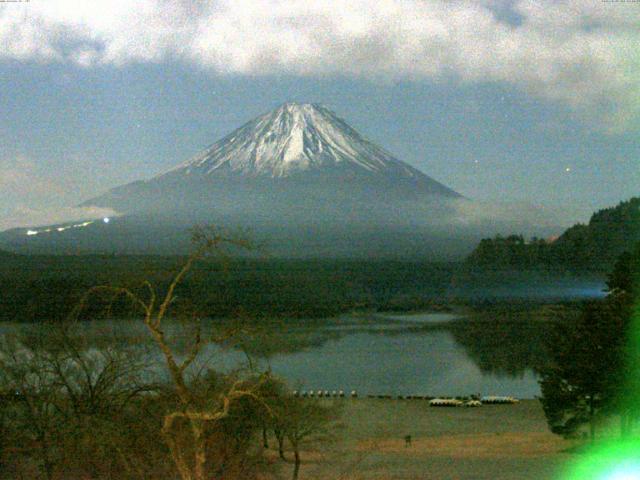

161,103,451,186
68,101,466,243
81,102,460,216
1,104,563,257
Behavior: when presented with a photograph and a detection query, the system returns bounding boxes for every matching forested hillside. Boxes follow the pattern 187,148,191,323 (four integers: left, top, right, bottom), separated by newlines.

0,256,455,322
466,197,640,273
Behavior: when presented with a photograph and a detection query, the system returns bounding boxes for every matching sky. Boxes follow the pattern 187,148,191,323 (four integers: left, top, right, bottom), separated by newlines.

1,0,639,232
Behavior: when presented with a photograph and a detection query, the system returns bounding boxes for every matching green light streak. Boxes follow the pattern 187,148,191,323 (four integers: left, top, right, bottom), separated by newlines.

559,265,640,479
560,439,640,479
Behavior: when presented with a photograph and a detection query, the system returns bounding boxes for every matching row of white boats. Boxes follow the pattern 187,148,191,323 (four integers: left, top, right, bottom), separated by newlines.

428,396,519,407
291,390,519,406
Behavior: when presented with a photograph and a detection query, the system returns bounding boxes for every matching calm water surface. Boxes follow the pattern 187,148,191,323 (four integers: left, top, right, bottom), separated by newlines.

1,311,552,399
264,323,542,398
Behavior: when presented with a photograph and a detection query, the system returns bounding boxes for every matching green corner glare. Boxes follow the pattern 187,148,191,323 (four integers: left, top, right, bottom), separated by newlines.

605,467,640,480
560,440,640,479
603,461,640,480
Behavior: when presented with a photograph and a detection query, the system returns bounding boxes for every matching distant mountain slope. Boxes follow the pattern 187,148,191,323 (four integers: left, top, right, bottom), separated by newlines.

3,103,474,258
82,103,460,215
466,197,640,272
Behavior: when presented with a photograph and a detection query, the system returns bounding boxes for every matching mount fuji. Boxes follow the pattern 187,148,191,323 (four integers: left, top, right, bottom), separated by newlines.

3,103,478,257
85,103,459,210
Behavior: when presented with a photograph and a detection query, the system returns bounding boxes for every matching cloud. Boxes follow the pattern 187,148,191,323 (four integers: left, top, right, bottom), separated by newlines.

0,156,63,197
0,205,118,232
0,156,117,231
0,1,638,131
448,197,577,238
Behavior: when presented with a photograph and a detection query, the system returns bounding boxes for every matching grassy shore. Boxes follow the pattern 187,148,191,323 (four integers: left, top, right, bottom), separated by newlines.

276,399,578,480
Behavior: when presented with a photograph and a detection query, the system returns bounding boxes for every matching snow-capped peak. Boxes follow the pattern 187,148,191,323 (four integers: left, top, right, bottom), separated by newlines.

165,102,424,179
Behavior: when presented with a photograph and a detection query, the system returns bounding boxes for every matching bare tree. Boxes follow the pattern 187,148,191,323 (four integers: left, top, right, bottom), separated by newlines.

270,395,339,480
0,322,158,480
0,334,63,480
74,226,271,480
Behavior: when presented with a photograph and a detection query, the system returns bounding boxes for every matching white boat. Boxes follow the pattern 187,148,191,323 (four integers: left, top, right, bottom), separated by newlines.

480,396,519,404
429,398,463,407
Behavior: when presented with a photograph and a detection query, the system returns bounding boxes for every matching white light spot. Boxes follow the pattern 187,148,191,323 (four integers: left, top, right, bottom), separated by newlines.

565,167,571,172
603,463,640,480
26,230,38,236
103,217,110,224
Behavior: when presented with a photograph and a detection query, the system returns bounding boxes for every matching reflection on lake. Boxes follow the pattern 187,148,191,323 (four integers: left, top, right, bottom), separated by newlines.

1,311,553,399
245,313,548,398
261,327,541,399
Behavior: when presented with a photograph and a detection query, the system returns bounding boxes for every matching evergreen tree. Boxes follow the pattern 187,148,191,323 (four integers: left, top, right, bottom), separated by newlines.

539,301,626,440
607,242,640,298
606,242,640,436
539,243,639,440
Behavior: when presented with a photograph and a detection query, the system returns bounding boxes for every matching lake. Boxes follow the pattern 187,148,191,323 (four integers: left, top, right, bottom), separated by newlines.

258,314,544,398
0,310,566,399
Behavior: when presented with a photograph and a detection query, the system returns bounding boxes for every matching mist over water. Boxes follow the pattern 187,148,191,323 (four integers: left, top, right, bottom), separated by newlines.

446,282,606,301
